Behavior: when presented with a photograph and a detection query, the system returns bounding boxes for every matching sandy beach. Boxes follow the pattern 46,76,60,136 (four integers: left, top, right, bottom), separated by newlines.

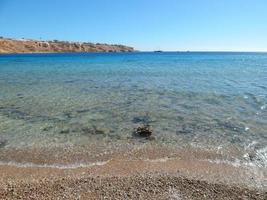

0,145,266,199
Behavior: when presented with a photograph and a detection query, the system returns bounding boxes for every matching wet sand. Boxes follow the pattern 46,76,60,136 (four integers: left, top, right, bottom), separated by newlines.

0,145,266,199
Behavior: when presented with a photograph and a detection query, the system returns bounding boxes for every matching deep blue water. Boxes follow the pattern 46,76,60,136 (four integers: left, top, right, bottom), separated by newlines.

0,52,267,167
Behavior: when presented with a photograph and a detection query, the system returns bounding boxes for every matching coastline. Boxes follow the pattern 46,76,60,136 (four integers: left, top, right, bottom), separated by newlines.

0,51,137,55
0,38,135,54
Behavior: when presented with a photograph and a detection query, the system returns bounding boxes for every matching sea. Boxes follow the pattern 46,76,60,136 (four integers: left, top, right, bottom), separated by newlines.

0,52,266,181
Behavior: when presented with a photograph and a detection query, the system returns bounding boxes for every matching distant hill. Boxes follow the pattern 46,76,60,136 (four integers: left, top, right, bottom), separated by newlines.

0,37,135,53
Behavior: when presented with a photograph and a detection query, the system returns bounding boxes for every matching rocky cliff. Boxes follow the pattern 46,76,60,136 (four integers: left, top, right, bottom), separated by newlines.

0,38,135,53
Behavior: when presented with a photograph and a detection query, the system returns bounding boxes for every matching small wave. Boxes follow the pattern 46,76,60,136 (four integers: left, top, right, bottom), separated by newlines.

202,158,243,168
202,145,267,169
244,142,267,168
203,147,267,169
203,154,267,188
245,147,267,168
144,157,173,163
0,160,109,169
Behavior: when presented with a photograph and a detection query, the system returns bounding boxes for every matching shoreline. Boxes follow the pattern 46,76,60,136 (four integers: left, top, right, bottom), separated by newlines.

0,159,266,199
0,51,138,55
0,145,266,199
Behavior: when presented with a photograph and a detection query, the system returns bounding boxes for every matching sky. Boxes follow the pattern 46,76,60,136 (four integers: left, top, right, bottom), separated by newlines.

0,0,267,51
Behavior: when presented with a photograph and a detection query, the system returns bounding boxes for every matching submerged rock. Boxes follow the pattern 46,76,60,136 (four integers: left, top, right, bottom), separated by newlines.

17,93,24,97
132,116,150,124
132,113,154,124
58,123,107,136
81,125,106,135
42,126,53,132
134,125,152,138
0,137,7,148
59,128,70,134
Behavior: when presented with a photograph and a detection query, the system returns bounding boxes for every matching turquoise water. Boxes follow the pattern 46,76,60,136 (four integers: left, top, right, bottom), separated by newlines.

0,52,267,167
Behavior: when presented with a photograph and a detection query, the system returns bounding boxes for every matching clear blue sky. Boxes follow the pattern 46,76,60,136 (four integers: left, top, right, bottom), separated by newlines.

0,0,267,51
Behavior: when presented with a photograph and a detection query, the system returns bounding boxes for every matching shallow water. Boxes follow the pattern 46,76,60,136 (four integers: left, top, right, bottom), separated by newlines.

0,52,266,171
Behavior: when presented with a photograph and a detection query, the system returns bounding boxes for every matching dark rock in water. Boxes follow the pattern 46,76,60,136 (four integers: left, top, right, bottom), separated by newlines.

216,121,244,133
64,79,80,84
17,93,24,98
132,113,154,124
81,127,93,135
1,107,29,120
60,129,70,134
178,124,194,134
42,126,53,131
109,134,121,140
93,129,105,135
134,125,152,138
81,125,105,135
132,116,149,124
63,112,74,119
60,123,106,136
76,109,90,114
0,138,7,148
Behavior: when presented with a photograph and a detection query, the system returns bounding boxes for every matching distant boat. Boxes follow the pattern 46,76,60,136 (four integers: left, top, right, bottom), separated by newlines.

154,50,163,53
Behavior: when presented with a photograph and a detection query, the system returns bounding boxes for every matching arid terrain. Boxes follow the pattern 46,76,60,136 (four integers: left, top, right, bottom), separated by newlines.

0,38,134,53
